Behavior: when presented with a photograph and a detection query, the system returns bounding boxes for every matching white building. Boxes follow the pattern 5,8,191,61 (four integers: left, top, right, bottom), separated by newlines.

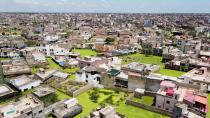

8,75,41,92
32,52,46,63
76,66,103,88
108,57,122,69
81,31,92,41
155,80,185,112
44,35,59,42
39,44,69,57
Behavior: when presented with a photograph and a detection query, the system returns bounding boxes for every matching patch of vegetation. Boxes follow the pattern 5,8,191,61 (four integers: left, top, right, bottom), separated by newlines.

0,58,7,83
89,88,100,103
41,93,59,107
47,58,79,75
24,40,38,47
76,88,168,118
31,65,41,74
132,96,154,106
0,89,34,105
101,95,114,105
72,49,97,57
158,68,186,77
69,74,76,80
55,91,71,100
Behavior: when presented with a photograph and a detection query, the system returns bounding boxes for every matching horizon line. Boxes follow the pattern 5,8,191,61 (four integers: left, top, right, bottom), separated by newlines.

0,11,210,14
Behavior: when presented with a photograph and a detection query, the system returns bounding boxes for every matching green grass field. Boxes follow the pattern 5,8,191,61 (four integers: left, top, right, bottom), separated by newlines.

158,68,186,77
47,58,79,74
31,66,39,74
69,74,76,80
76,89,168,118
56,91,72,100
120,54,186,77
132,96,154,106
72,49,97,57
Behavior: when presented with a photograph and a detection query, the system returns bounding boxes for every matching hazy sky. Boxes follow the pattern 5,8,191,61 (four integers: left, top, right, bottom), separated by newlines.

0,0,210,13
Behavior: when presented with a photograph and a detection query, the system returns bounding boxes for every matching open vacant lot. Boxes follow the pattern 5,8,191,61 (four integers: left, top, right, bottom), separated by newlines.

72,48,98,57
132,96,154,106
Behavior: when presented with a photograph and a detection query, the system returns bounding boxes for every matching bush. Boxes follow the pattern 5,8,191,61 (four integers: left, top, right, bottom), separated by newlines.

101,95,114,105
114,90,120,94
89,88,100,103
41,93,59,107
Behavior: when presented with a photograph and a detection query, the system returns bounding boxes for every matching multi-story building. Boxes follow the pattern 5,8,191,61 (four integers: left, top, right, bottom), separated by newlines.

52,98,82,118
90,106,123,118
155,80,184,112
0,94,45,118
76,65,105,88
7,75,41,92
1,59,31,77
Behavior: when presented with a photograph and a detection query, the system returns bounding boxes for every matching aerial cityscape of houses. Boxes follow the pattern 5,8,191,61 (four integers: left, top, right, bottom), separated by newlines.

0,13,210,118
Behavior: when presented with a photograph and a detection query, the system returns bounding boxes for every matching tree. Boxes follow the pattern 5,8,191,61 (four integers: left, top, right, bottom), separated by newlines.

89,88,100,103
141,42,153,56
41,93,59,107
105,37,115,44
25,40,38,46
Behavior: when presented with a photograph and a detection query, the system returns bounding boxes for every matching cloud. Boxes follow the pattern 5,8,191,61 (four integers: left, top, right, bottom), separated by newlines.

15,0,41,5
14,0,69,7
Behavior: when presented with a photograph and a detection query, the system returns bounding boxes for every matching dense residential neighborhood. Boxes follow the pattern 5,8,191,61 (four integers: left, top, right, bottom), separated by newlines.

0,11,210,118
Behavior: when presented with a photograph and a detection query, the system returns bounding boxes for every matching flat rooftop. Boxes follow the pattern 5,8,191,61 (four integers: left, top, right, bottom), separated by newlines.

147,73,164,81
0,84,15,97
2,59,31,76
33,86,55,98
7,75,34,87
122,62,160,73
53,102,81,117
35,69,57,81
0,94,42,118
99,106,115,115
181,67,210,83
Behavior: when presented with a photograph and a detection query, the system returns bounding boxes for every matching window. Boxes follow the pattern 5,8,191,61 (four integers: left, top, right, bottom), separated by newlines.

39,110,42,114
26,111,32,116
158,106,161,108
97,77,101,84
86,74,88,78
166,108,169,110
166,101,170,104
175,95,177,100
